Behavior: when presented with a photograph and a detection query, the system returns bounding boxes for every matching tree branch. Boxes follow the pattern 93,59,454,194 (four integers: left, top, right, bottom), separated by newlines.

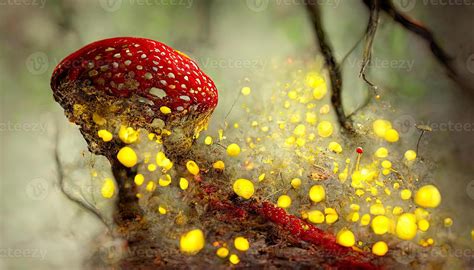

365,0,473,95
304,1,355,133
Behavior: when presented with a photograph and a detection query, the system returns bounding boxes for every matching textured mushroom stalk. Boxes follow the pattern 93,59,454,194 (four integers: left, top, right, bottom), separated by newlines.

50,37,218,157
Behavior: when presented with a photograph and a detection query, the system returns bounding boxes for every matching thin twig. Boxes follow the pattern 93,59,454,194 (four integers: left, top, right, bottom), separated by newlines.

340,33,365,67
367,0,473,95
416,130,424,154
54,122,111,230
359,0,381,92
304,1,355,133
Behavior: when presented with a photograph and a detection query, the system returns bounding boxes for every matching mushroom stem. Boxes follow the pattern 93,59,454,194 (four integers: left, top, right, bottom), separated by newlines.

109,158,144,226
416,130,425,155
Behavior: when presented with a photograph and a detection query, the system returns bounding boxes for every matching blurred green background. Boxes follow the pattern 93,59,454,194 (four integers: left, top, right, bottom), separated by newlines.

1,0,473,269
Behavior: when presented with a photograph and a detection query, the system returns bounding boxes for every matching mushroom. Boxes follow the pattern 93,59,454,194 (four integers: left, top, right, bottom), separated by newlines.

51,37,218,158
50,37,218,223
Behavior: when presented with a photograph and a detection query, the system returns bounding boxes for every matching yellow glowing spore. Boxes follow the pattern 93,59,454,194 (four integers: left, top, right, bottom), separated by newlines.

118,125,139,144
97,129,113,142
101,178,115,198
160,106,171,114
317,121,333,137
309,185,326,203
414,185,441,208
291,178,302,189
241,86,251,96
418,219,430,232
373,119,392,137
229,254,240,264
374,147,388,158
117,146,137,168
404,150,417,161
371,215,389,235
134,174,145,186
396,213,417,240
400,189,412,200
204,136,213,145
277,195,292,208
328,141,342,153
180,229,205,255
336,229,355,247
233,179,255,199
213,160,225,170
384,129,399,143
216,247,229,258
186,160,200,175
179,177,189,190
372,241,388,256
226,143,241,157
234,237,250,251
307,210,325,224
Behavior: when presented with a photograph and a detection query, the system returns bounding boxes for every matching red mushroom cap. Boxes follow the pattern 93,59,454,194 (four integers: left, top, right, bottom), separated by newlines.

356,147,363,154
51,37,218,115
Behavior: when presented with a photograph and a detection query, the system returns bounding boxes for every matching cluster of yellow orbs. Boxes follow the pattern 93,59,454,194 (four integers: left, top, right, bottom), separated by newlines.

91,66,464,265
215,72,452,259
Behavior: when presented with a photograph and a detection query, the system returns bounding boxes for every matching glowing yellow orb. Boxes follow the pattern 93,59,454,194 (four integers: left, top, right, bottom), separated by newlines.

180,229,205,255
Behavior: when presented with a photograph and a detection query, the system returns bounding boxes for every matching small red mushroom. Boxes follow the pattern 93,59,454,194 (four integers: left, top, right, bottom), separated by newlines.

355,147,363,171
51,37,218,156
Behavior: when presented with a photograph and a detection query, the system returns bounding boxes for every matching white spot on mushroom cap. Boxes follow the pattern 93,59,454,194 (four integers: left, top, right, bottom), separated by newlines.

180,95,191,102
144,73,153,80
150,87,167,98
